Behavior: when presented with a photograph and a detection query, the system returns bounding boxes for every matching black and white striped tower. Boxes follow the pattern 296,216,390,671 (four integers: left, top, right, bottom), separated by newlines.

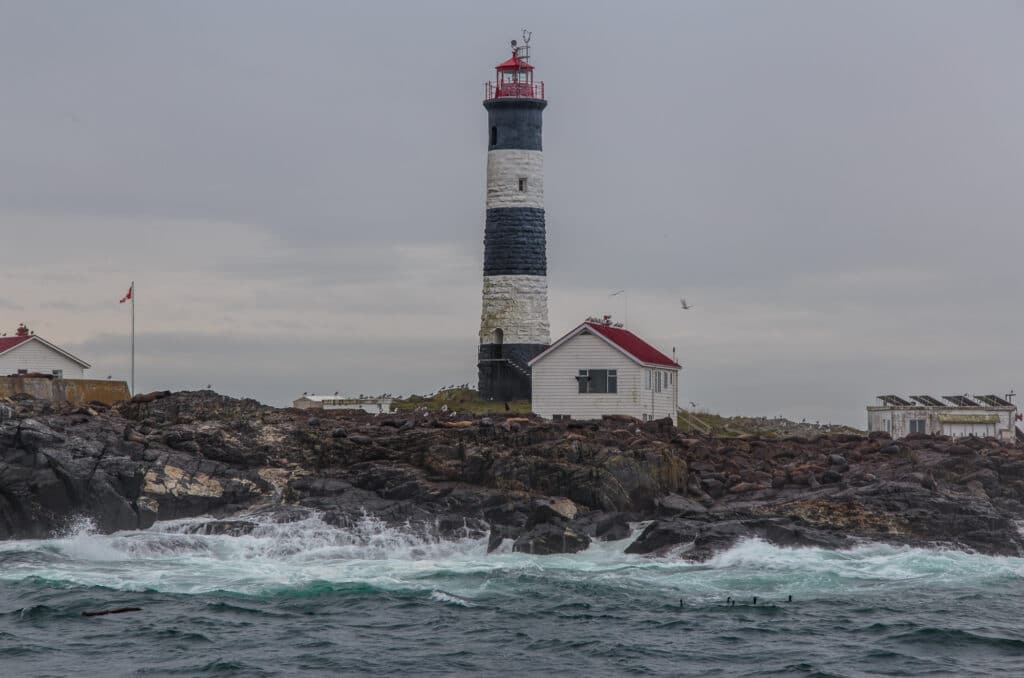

477,34,550,401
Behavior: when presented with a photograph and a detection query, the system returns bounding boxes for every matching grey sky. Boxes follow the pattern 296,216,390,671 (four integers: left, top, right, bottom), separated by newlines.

2,1,1022,425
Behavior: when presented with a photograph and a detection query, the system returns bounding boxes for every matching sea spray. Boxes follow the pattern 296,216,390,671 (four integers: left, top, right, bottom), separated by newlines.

3,518,1024,676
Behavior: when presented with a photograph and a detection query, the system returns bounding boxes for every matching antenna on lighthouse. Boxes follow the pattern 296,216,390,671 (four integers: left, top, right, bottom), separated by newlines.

516,29,532,63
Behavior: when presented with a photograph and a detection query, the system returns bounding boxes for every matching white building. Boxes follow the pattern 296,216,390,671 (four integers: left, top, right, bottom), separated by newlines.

529,317,680,422
867,394,1018,440
292,395,393,415
0,325,90,379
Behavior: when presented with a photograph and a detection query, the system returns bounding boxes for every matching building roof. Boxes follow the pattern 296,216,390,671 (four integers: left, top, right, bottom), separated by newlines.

296,395,391,403
496,53,534,71
871,394,1015,409
0,336,31,354
0,332,91,369
529,320,680,369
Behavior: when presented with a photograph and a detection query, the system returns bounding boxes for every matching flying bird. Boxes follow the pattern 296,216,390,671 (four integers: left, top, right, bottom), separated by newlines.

680,298,695,310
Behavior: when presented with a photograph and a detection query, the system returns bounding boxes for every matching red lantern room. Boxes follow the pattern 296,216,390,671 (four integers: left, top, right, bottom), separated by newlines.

485,35,544,100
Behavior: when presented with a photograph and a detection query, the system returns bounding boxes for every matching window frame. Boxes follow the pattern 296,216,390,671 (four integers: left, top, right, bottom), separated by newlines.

577,368,617,394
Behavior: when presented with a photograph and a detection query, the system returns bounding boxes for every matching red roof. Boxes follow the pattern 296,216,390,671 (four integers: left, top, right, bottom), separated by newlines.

583,322,679,367
0,336,31,354
530,321,680,368
496,53,534,70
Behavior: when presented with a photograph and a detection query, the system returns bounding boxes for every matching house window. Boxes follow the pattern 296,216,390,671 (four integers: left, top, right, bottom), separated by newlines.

909,419,926,434
518,177,527,192
654,371,662,393
577,369,617,394
52,370,63,378
645,369,652,390
552,414,571,421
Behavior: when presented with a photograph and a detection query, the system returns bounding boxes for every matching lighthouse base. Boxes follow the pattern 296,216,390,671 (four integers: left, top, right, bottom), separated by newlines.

477,343,548,402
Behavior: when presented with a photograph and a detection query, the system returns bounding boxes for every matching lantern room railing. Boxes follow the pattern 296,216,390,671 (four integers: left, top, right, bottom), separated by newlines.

485,81,545,101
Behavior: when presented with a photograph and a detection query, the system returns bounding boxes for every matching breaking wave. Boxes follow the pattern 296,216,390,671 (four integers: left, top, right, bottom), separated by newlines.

0,513,1021,600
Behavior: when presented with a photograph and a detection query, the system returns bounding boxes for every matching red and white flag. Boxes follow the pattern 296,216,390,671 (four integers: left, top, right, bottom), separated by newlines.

119,284,133,304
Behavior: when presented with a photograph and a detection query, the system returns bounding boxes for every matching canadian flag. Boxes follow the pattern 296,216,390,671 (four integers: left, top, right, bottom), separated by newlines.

120,284,133,304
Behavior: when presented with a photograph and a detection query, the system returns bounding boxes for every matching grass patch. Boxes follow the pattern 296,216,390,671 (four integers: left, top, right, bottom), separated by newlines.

393,388,532,415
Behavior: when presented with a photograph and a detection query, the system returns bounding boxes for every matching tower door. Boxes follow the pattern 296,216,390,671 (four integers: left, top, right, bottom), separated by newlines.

494,328,504,358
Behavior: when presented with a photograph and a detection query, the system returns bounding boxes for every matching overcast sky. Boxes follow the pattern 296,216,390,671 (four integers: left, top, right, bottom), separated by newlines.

2,1,1022,425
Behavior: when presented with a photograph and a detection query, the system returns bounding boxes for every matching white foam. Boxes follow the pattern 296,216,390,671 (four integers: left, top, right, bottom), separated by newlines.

1,515,1022,601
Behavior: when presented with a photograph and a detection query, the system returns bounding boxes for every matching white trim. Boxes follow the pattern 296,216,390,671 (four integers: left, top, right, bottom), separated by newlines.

528,323,680,370
0,335,91,368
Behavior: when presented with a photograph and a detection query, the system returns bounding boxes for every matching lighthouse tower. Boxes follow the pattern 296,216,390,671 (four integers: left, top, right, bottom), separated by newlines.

477,35,550,401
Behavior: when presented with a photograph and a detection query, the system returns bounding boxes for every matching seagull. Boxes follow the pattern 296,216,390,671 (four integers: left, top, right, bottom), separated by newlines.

689,401,698,408
680,298,695,310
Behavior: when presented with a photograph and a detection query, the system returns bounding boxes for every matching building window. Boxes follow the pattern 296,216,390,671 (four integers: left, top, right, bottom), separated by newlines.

654,371,663,393
17,369,27,375
490,126,498,146
518,177,527,192
552,414,571,421
52,370,63,378
909,419,926,434
645,369,652,390
577,369,617,394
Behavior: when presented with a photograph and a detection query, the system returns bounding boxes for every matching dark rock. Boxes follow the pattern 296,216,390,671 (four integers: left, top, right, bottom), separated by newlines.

349,434,372,445
512,523,590,555
702,478,724,499
821,470,843,484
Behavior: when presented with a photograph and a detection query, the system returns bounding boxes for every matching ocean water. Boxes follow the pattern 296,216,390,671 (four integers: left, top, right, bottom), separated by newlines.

1,515,1023,677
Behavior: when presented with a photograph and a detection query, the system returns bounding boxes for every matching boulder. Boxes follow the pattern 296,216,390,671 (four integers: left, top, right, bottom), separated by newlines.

512,523,590,555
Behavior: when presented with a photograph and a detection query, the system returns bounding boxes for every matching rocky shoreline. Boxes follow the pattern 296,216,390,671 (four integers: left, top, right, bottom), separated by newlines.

2,390,1023,559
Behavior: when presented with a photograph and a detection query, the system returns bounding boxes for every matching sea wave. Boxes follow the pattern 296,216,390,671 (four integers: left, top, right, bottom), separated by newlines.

0,513,1021,600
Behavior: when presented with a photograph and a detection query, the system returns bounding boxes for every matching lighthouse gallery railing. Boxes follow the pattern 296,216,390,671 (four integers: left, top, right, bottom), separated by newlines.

484,81,545,101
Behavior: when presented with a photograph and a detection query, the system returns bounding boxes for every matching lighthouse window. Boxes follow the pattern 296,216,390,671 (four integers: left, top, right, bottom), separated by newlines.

518,177,527,192
490,126,497,146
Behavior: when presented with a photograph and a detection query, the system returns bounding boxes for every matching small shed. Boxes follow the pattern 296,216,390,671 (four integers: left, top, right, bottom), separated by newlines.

292,395,393,415
0,324,90,379
528,317,680,422
867,394,1018,440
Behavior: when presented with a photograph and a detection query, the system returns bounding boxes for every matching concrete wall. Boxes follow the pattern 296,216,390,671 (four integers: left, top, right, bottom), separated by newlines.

0,339,85,379
532,332,678,422
0,377,130,406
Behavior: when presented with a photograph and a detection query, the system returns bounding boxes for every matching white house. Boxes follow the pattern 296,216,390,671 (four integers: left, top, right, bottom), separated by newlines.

529,317,680,422
0,325,90,379
867,394,1018,440
292,394,393,415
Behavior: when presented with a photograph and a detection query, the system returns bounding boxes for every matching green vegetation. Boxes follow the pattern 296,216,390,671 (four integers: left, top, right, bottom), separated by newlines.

677,411,864,438
393,388,532,415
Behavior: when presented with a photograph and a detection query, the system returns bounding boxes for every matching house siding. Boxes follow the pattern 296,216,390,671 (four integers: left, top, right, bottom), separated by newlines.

531,333,678,421
0,340,86,379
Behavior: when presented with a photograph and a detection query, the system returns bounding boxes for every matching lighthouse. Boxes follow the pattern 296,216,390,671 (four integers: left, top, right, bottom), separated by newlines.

477,34,550,401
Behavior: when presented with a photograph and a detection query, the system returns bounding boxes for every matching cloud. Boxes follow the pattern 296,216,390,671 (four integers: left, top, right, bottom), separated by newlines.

1,1,1021,424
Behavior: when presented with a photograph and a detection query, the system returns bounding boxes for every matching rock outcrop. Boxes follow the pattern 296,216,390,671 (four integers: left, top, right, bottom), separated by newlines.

2,390,1024,560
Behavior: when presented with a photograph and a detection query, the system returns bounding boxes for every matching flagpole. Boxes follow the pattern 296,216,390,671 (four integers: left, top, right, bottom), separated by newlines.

131,281,135,395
